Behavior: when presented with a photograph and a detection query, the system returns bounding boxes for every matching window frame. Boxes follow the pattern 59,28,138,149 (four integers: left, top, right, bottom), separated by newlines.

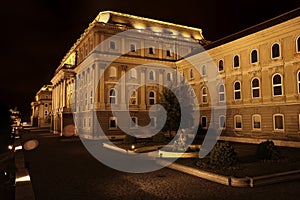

202,87,208,104
250,49,259,64
218,59,224,72
130,117,138,129
129,90,138,105
219,115,226,129
234,81,242,100
273,114,284,131
149,91,156,105
271,42,281,59
110,40,116,50
201,116,207,129
251,77,261,99
109,88,117,104
234,115,243,130
233,55,240,68
219,84,225,102
109,117,118,129
272,73,283,96
130,43,136,52
297,36,300,53
252,114,261,131
297,70,300,94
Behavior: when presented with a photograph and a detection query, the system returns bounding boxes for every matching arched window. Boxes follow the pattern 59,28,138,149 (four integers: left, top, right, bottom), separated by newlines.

109,67,117,78
109,89,117,104
149,71,155,80
272,43,280,58
166,73,172,81
149,47,154,54
202,65,207,76
219,115,226,129
251,50,258,63
202,87,208,104
149,91,155,105
234,81,241,100
130,44,136,52
219,84,225,102
233,55,240,68
130,68,137,79
234,115,242,129
218,60,224,71
297,36,300,53
129,90,137,105
298,71,300,94
252,78,260,98
252,114,261,130
189,69,194,79
272,74,283,96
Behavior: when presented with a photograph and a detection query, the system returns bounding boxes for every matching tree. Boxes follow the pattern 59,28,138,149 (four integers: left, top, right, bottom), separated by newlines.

158,82,195,138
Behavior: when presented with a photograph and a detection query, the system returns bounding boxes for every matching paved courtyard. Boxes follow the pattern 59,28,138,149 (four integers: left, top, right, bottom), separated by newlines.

21,129,300,200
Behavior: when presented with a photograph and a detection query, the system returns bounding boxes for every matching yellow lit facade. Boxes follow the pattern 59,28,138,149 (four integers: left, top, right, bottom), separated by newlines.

49,9,300,142
31,85,53,127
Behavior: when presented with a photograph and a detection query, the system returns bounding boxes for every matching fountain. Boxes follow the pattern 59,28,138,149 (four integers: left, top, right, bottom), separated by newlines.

158,129,200,158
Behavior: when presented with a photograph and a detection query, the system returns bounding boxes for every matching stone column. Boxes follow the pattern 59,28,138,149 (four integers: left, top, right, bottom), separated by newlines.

120,65,127,110
140,67,146,109
159,69,165,94
98,63,106,110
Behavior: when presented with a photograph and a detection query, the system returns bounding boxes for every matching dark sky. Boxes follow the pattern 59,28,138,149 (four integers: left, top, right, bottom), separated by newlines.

0,0,299,121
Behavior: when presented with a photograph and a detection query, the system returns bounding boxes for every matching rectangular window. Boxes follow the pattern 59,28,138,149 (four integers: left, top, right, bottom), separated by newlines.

252,115,261,130
166,49,171,57
149,47,154,54
219,116,226,129
201,116,207,128
109,117,117,129
234,115,242,129
110,41,116,49
274,114,284,131
130,117,138,128
150,117,156,128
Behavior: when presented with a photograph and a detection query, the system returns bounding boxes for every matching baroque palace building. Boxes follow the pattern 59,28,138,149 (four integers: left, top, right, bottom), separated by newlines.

50,8,300,142
31,85,53,127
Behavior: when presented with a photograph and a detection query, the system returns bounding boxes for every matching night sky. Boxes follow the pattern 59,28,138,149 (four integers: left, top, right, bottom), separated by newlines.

0,0,299,121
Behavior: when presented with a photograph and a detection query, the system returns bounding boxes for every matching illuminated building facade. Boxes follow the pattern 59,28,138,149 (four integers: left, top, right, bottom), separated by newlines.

31,85,53,127
50,8,300,142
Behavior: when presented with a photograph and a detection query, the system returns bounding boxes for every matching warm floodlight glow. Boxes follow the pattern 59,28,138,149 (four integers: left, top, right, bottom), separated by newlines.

131,145,135,150
15,145,22,151
8,145,13,150
16,175,31,182
133,23,146,30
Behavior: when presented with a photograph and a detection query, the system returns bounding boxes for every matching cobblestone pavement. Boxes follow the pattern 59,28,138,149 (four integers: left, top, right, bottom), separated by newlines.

21,129,300,200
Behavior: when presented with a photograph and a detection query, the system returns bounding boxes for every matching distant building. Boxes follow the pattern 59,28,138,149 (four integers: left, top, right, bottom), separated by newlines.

50,8,300,143
31,85,53,127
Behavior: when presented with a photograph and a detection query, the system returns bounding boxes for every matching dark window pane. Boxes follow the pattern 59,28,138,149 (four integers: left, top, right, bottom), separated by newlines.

253,89,260,98
275,116,283,129
273,75,281,84
251,50,258,63
272,44,280,58
274,86,282,96
252,78,259,87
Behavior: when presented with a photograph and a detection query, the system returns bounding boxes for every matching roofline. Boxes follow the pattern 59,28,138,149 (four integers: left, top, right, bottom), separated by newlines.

201,7,300,51
96,10,203,32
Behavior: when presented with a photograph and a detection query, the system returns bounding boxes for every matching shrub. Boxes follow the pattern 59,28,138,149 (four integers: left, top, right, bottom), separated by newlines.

123,134,137,144
152,132,167,143
208,141,237,169
256,140,281,160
